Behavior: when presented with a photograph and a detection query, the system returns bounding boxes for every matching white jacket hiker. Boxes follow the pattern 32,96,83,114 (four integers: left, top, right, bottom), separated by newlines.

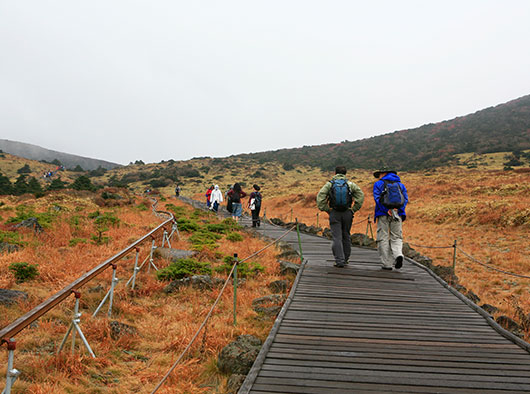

210,185,223,211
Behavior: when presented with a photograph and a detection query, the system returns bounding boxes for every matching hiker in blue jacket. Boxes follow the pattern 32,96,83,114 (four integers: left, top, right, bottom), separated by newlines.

317,166,365,267
373,168,408,270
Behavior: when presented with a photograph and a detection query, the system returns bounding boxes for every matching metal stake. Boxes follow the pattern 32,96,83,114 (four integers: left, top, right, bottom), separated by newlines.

2,339,20,394
296,219,304,263
161,230,168,248
147,237,158,272
168,221,180,242
58,291,96,358
452,240,458,273
316,212,319,228
93,264,119,317
233,253,238,326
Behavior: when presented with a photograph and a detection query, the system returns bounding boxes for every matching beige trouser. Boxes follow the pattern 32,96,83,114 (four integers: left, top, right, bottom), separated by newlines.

376,215,403,268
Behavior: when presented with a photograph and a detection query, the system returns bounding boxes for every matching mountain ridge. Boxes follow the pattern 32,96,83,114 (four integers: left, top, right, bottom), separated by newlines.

0,139,121,171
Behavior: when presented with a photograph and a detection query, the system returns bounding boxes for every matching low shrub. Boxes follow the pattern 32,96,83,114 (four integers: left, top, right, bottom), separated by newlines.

226,232,244,242
214,256,265,278
69,238,88,247
9,262,39,283
156,258,212,281
176,218,200,232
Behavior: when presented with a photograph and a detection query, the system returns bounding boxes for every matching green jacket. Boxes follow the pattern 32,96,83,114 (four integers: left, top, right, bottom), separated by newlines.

316,174,365,213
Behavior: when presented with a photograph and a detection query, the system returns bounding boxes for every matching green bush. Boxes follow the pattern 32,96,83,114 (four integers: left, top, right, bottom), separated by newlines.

226,232,244,242
189,231,221,248
9,262,39,283
214,257,265,278
69,237,88,247
176,218,200,232
156,258,212,281
136,202,148,211
166,204,187,217
205,223,229,234
6,204,57,228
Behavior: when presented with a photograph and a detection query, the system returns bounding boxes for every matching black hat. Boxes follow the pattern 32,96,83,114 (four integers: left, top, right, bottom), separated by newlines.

373,167,397,178
253,184,261,191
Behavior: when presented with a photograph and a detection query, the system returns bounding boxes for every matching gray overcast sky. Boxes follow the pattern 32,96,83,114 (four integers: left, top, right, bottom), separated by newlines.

1,1,530,165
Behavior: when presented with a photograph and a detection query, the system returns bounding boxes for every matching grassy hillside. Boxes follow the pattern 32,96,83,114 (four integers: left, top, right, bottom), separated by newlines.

235,94,530,171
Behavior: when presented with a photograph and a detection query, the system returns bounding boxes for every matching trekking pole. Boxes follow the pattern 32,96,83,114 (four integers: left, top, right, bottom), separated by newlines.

233,253,238,326
296,219,304,263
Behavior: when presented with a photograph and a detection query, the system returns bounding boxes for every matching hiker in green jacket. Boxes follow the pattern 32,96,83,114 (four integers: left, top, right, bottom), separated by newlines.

317,166,365,267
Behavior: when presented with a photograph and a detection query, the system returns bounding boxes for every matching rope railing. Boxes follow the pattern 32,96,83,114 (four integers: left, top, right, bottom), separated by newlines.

456,247,530,280
150,224,297,393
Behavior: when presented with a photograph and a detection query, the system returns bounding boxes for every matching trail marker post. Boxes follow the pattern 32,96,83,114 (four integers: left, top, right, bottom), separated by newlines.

233,253,238,326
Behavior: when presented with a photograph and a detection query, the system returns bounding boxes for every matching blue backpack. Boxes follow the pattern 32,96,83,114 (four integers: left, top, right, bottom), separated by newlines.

329,179,352,211
381,180,405,209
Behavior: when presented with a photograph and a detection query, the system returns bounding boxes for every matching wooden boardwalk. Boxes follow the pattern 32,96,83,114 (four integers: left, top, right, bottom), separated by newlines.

238,218,530,393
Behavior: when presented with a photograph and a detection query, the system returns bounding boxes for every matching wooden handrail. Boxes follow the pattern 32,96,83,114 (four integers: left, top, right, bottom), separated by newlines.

0,209,174,344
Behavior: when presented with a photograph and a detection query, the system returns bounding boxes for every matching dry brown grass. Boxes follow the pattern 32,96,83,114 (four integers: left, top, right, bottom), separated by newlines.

0,194,292,393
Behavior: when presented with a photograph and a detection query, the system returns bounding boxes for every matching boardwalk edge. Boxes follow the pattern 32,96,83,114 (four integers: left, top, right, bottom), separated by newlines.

407,257,530,353
238,259,308,394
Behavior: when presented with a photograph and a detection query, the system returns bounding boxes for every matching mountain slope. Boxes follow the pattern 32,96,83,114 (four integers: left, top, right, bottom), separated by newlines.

240,94,530,171
0,139,121,171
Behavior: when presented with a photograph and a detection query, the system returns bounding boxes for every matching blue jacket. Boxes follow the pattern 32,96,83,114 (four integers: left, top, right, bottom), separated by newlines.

373,173,408,220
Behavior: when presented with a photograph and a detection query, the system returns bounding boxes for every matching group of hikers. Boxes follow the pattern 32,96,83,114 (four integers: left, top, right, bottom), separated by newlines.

184,165,407,270
317,165,408,270
204,183,262,227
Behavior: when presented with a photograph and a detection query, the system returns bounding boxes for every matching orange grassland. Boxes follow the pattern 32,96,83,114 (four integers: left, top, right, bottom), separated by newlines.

0,194,293,393
251,167,530,340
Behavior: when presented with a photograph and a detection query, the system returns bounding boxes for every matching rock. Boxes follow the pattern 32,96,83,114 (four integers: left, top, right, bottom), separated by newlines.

402,243,420,259
163,278,189,294
464,290,480,304
0,242,19,254
322,228,332,239
279,260,300,276
270,218,286,226
14,217,43,233
217,335,262,375
276,242,299,259
268,280,289,293
481,303,499,315
109,321,138,340
190,275,223,290
413,255,433,267
153,247,197,261
350,233,376,248
0,289,28,306
225,374,246,394
496,316,523,337
252,294,287,318
431,265,458,284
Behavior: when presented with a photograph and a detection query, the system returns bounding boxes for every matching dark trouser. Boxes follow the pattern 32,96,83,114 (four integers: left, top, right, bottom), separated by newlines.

329,209,353,265
251,207,261,227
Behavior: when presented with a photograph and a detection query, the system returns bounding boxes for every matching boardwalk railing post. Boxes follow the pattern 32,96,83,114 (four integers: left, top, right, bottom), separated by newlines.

233,253,238,326
2,339,20,394
453,239,458,273
290,208,293,223
130,247,140,290
263,208,267,221
58,291,96,358
316,212,319,228
93,264,119,318
296,219,304,263
148,236,158,272
168,222,179,242
365,215,374,242
161,229,168,248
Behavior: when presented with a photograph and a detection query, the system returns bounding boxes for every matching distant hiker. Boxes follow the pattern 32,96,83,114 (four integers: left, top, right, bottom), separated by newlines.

205,185,214,208
225,184,234,213
317,166,365,267
227,183,247,222
175,185,181,197
210,184,223,212
372,167,408,270
248,184,262,227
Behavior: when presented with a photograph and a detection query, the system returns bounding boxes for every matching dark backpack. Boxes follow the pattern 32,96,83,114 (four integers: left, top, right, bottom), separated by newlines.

329,179,352,211
380,180,405,209
226,196,233,213
253,192,262,209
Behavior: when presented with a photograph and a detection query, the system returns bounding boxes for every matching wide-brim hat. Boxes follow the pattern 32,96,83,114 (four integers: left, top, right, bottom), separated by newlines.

373,168,397,178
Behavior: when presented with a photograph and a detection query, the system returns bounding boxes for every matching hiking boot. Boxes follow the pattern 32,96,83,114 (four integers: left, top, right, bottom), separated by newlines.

381,266,393,271
334,262,345,268
395,256,403,270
